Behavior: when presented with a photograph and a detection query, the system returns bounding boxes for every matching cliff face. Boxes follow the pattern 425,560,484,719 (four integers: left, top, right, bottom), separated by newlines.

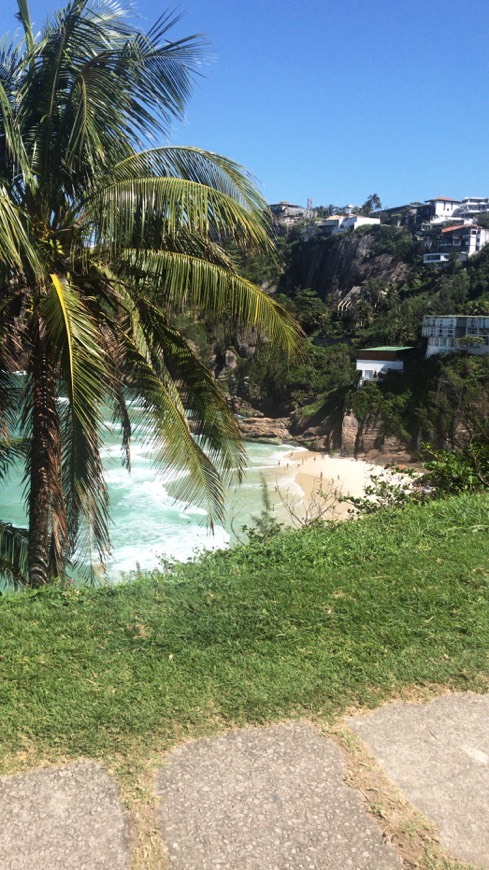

279,229,413,299
340,412,412,463
237,402,413,464
292,410,411,463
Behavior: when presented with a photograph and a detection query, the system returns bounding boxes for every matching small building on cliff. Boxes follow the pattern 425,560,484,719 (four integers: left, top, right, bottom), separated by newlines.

323,214,381,234
356,346,414,384
422,315,489,357
423,224,489,266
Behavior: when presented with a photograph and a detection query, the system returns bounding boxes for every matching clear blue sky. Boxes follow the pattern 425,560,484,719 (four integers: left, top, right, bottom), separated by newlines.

2,0,489,209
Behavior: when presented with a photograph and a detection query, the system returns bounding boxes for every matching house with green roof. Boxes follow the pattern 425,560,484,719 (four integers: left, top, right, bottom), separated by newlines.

356,346,414,385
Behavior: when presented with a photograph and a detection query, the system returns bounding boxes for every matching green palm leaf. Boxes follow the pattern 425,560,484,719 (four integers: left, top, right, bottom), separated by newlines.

112,147,271,218
122,248,300,352
0,438,28,480
0,79,33,186
0,187,40,275
121,332,230,528
41,274,110,563
135,295,245,474
0,521,29,586
88,175,273,253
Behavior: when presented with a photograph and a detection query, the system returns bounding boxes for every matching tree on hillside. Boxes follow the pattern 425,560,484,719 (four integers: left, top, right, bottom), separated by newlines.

359,193,382,216
0,0,299,586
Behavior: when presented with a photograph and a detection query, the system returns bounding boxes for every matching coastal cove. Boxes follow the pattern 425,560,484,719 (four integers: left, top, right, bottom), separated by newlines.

0,432,380,582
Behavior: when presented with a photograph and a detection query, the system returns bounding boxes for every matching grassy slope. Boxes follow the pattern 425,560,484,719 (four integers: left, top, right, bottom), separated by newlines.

0,493,488,771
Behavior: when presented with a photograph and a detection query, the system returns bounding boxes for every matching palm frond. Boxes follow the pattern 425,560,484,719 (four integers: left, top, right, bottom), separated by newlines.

0,437,28,481
119,10,207,138
112,147,271,219
0,79,33,185
89,176,274,255
25,2,206,188
15,0,35,55
122,330,229,527
43,273,106,429
136,295,245,480
0,367,24,441
0,186,41,275
122,248,301,352
42,274,110,563
0,521,29,587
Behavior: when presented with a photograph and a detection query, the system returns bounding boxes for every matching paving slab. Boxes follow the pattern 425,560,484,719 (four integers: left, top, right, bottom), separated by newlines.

154,720,401,869
348,693,489,869
0,759,131,869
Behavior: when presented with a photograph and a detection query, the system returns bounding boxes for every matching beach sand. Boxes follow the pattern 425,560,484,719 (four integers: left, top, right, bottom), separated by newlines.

262,448,384,525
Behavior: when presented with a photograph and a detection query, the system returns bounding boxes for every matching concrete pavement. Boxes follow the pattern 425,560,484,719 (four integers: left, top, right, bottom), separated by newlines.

348,692,489,869
0,693,487,868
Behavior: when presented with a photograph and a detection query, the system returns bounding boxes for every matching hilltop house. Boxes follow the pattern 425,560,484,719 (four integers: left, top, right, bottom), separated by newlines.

323,214,381,234
269,201,310,230
423,224,489,265
457,197,489,219
422,316,489,357
356,346,414,384
421,196,489,226
379,196,489,231
423,196,462,223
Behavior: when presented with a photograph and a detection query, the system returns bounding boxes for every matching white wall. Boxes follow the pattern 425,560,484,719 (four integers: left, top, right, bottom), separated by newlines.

429,199,459,217
356,359,404,383
423,315,489,357
333,216,381,233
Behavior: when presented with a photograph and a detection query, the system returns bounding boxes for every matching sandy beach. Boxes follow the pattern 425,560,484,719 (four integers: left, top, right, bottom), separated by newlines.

263,448,385,524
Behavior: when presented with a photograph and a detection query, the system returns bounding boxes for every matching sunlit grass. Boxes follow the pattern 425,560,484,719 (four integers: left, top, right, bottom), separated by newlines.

0,493,487,770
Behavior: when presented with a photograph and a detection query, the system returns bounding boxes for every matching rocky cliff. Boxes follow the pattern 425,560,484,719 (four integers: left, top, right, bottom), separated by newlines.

279,227,417,300
236,404,412,464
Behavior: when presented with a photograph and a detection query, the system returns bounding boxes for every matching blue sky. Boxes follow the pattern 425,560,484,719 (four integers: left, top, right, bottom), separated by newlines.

2,0,489,209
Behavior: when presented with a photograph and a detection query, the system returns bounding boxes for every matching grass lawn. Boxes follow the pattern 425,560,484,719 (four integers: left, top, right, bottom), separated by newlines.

0,492,488,775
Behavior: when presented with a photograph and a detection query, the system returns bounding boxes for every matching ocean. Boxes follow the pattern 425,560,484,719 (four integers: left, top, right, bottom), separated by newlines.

0,423,303,581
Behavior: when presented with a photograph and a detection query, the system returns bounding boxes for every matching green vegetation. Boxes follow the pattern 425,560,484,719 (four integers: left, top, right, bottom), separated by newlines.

235,339,354,415
208,221,489,423
0,493,487,770
347,352,489,450
0,1,298,587
423,444,489,494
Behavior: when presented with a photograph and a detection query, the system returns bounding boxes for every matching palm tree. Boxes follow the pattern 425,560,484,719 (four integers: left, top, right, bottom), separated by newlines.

0,0,299,587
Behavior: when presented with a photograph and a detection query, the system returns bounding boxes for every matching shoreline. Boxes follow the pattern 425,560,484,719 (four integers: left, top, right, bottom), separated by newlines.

258,447,384,525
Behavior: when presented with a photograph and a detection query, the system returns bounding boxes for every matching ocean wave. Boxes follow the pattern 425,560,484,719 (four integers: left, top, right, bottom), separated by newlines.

106,523,229,576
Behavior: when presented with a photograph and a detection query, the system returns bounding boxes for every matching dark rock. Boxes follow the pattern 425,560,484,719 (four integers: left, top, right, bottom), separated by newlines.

280,230,412,300
237,415,291,443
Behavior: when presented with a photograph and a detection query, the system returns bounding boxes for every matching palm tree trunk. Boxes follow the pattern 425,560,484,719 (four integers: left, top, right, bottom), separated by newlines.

27,327,65,586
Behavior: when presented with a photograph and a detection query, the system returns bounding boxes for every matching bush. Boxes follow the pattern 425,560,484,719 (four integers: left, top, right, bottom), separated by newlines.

423,444,489,494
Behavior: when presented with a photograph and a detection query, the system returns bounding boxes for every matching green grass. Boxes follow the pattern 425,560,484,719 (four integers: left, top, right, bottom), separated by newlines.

0,492,488,771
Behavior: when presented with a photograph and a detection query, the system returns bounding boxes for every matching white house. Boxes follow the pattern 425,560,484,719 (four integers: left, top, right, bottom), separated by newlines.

422,315,489,357
424,196,462,222
456,197,489,218
340,215,381,232
323,214,381,234
356,346,414,384
423,224,489,265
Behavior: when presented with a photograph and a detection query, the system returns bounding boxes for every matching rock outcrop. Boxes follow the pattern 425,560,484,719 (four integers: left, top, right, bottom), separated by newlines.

235,404,413,463
340,412,412,463
236,415,291,444
279,228,416,300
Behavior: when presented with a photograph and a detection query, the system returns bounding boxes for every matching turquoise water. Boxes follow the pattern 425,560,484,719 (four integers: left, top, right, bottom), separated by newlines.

0,427,303,580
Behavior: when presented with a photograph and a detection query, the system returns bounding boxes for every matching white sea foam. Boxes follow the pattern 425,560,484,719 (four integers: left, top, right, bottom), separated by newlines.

1,408,295,581
106,523,229,576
